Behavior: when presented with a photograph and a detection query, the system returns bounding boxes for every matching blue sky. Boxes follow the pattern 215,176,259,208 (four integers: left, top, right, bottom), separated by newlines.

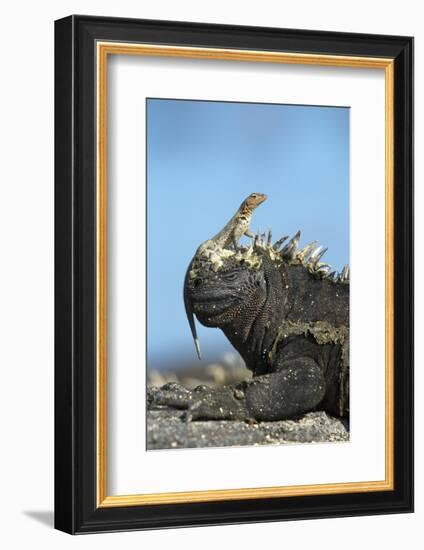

147,98,349,370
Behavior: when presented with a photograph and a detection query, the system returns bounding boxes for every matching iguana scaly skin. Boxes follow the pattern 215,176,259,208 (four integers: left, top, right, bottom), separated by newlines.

150,199,350,423
185,192,267,359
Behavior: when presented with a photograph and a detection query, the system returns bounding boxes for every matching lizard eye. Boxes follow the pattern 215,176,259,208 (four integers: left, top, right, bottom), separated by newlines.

251,193,257,198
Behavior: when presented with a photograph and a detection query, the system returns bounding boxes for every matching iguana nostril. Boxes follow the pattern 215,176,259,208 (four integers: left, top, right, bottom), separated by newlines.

193,278,202,288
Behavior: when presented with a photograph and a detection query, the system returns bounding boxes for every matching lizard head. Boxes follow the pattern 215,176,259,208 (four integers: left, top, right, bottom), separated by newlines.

243,192,267,211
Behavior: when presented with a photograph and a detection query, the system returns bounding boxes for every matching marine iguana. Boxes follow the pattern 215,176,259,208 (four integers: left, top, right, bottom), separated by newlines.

149,202,349,423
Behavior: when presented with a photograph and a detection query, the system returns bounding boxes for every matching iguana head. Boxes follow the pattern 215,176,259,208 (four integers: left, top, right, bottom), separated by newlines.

186,258,266,328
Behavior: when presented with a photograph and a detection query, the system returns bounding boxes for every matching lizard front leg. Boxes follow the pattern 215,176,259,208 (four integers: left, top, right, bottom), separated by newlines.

244,229,256,246
233,229,254,250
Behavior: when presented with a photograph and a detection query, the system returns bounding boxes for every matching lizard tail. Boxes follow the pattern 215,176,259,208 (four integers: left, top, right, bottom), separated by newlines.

183,264,202,360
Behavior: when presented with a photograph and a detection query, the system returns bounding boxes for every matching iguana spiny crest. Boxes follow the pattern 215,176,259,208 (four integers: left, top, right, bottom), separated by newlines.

189,228,349,284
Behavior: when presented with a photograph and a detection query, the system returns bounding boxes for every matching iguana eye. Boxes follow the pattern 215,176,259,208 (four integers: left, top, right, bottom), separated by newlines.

224,272,238,281
251,193,257,198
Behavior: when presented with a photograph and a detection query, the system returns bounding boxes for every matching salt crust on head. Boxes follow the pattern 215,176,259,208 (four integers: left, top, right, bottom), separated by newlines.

190,230,349,284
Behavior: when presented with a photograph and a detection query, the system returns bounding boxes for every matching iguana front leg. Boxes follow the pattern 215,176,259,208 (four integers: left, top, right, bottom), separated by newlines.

243,357,326,421
148,357,326,422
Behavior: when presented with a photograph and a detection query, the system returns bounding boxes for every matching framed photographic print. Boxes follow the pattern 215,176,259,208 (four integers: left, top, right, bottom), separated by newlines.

54,15,414,533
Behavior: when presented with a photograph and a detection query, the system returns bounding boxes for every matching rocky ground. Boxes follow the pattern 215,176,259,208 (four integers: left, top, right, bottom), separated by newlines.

147,360,349,450
147,408,349,450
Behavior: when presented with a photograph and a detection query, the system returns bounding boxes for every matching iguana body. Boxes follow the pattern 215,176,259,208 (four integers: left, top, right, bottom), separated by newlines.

150,198,350,423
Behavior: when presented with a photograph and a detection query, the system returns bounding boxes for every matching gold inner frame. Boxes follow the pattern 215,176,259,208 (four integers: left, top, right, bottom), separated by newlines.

96,42,395,508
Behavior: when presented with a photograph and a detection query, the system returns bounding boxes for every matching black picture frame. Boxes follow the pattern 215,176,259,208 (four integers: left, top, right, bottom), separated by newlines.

55,14,414,534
